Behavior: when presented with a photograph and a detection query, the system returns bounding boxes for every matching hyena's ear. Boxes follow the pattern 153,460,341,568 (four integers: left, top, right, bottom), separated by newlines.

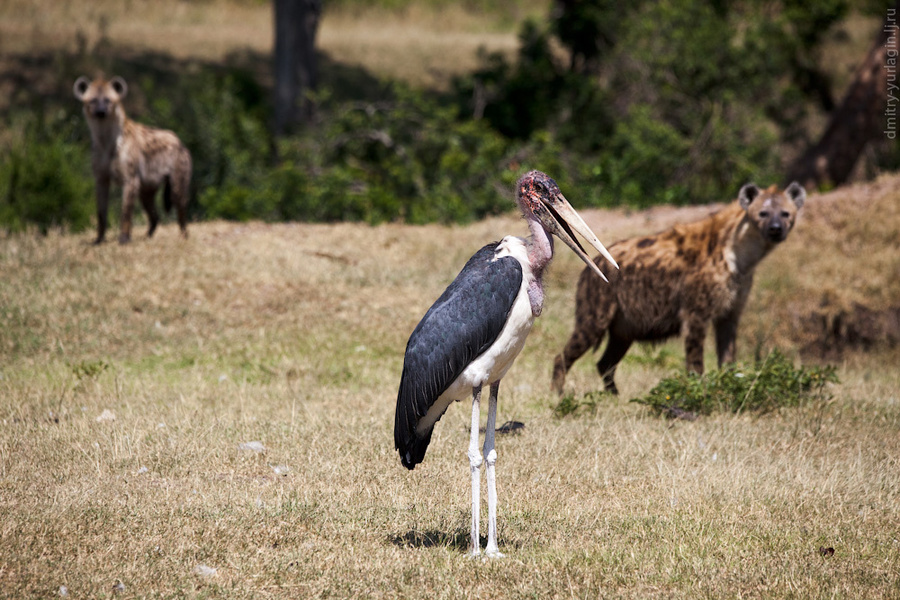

110,76,128,99
785,181,806,209
738,183,760,210
73,76,91,100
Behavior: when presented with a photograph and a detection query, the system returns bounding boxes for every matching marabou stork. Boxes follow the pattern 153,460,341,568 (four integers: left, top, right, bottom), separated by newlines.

394,170,617,557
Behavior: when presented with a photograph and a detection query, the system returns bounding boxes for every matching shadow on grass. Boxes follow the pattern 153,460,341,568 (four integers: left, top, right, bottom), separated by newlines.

391,529,474,551
390,528,523,553
0,43,399,122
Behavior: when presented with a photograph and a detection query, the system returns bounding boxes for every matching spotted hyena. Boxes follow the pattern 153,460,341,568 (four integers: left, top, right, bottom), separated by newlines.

74,75,191,244
551,182,806,395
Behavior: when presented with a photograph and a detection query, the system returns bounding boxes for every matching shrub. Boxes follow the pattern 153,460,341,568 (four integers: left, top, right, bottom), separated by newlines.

0,117,93,234
197,85,522,224
553,392,604,418
458,0,847,208
632,349,839,417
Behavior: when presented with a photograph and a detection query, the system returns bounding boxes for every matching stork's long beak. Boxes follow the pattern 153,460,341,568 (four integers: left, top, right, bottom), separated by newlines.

538,192,619,282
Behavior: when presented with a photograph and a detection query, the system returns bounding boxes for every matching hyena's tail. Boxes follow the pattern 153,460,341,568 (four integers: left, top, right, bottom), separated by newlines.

163,176,174,214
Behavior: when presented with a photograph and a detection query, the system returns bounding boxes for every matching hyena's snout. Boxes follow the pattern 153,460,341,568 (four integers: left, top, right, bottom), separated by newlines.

764,215,792,242
90,98,113,119
767,220,785,242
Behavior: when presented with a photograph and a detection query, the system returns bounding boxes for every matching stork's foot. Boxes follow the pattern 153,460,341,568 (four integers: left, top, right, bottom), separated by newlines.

470,546,504,560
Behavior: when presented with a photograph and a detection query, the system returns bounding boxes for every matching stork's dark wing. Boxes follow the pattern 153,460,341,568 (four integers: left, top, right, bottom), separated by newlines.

394,242,522,469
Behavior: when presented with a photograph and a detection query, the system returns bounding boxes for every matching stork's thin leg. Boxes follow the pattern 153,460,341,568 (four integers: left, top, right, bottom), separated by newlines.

483,381,504,558
468,386,483,557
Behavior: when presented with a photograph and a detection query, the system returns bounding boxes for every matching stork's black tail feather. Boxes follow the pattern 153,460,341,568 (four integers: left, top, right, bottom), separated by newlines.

398,428,434,470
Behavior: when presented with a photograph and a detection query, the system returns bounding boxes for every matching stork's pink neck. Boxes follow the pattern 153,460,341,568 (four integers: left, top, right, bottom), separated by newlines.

525,217,554,317
526,215,554,273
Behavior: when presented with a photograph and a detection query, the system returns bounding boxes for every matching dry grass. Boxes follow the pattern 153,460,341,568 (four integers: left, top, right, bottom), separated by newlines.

2,176,900,598
0,0,537,89
0,0,269,60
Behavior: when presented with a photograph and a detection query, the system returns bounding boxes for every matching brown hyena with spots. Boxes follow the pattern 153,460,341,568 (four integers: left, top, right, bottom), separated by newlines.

551,182,806,395
74,75,191,244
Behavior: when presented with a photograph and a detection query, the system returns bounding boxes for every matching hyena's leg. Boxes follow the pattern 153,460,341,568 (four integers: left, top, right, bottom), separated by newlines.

552,324,603,395
715,287,750,367
139,185,160,238
94,173,111,244
119,180,140,244
714,315,739,367
596,332,632,395
552,277,617,395
683,315,708,375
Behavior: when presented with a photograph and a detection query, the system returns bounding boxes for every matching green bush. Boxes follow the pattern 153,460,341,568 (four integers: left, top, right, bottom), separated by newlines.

632,349,839,417
143,70,273,217
553,392,604,418
197,84,522,224
458,0,848,208
0,117,93,234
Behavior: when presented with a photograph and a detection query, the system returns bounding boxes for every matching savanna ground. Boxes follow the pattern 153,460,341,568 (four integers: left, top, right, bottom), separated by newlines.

2,175,900,598
2,0,900,597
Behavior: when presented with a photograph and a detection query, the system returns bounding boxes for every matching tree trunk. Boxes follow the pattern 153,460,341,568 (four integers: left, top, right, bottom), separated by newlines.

273,0,322,137
786,3,898,189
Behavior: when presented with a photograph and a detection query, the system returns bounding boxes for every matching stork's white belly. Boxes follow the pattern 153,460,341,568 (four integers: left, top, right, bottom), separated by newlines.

446,281,534,396
415,237,535,436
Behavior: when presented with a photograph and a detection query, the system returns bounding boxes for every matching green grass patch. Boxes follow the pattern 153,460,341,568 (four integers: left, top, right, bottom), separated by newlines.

632,349,839,418
553,391,608,418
